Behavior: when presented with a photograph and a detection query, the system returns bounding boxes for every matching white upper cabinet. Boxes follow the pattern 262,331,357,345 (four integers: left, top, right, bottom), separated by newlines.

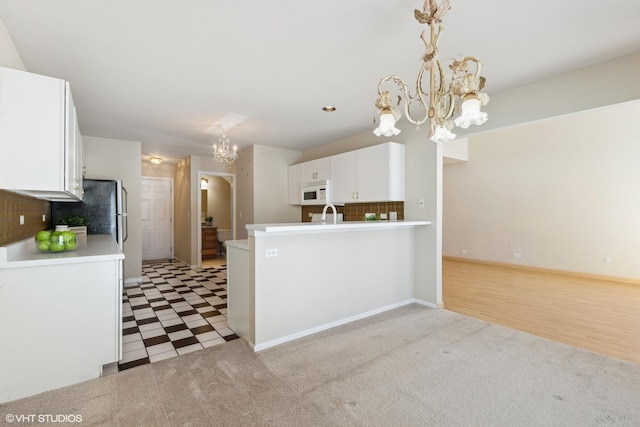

330,142,405,203
288,158,331,205
303,158,330,182
0,67,84,201
329,150,357,203
288,142,405,205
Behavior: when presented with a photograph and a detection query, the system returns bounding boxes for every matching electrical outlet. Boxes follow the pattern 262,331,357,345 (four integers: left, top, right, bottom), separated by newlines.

308,212,313,218
42,214,46,222
461,249,468,254
380,213,387,220
19,215,24,225
514,252,522,258
266,248,278,257
419,199,425,208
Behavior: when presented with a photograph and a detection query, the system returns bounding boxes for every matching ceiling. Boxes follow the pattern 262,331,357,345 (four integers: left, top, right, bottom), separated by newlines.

1,0,639,163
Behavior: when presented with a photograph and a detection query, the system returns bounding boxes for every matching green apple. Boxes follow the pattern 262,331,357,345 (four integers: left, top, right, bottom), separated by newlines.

36,230,51,242
62,231,76,243
65,240,77,250
49,241,66,252
36,241,51,251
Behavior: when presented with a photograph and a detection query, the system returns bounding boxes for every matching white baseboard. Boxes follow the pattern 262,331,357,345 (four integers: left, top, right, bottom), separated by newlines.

124,277,142,287
412,298,441,309
253,299,417,352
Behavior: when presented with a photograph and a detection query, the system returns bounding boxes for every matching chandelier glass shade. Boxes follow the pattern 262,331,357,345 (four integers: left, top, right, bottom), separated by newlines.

213,134,238,166
373,0,489,143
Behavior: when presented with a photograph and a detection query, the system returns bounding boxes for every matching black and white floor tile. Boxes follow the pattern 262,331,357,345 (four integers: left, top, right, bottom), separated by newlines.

109,259,239,372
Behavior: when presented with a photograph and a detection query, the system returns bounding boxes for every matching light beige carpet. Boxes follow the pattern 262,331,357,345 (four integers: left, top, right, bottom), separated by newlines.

2,305,639,426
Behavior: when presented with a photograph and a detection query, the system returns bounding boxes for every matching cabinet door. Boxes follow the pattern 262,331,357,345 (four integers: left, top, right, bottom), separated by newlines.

65,84,83,200
288,163,304,205
329,151,357,203
303,158,331,182
0,67,65,192
355,143,391,202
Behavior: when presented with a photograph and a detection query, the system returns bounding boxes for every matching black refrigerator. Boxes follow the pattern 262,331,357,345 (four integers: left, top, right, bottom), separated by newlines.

51,179,128,250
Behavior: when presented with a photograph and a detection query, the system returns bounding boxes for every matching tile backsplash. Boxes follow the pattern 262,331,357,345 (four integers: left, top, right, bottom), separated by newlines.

0,190,51,245
301,201,404,222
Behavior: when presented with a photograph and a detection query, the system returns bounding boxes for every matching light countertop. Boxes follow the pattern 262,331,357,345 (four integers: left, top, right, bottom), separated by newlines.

226,239,249,251
247,220,431,236
0,234,124,269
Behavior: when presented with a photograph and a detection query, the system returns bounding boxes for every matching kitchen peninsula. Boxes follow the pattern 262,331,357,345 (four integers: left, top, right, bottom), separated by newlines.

227,220,431,351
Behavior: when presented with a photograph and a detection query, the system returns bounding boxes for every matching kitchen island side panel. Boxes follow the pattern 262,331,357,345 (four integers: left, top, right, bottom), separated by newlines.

226,240,251,344
252,227,414,348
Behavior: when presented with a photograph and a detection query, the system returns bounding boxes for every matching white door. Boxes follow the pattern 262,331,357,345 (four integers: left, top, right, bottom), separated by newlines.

141,178,173,260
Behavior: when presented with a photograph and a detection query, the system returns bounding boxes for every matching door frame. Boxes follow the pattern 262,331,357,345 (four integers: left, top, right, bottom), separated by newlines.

197,170,236,267
141,176,175,261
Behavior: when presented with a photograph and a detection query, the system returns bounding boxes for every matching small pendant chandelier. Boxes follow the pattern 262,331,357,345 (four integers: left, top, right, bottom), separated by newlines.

373,0,489,143
213,133,238,166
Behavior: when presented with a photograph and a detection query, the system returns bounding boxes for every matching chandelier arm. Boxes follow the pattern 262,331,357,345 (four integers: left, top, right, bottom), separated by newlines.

376,74,429,126
409,60,430,126
463,56,482,80
438,59,456,121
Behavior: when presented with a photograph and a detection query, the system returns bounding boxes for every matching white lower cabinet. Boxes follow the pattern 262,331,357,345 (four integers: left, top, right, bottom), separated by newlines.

330,142,405,203
0,236,123,403
0,67,83,201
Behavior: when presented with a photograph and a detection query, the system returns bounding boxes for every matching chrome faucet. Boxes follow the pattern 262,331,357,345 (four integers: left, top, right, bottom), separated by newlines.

321,203,337,224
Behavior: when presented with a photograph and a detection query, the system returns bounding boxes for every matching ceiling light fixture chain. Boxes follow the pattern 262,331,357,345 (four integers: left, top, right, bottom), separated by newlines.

212,133,238,166
373,0,489,142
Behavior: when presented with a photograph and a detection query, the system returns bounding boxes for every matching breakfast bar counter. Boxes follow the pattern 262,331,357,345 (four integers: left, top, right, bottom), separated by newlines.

227,220,432,351
246,220,430,235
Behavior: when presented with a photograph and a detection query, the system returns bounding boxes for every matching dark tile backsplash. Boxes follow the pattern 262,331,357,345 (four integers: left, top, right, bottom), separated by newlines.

301,201,404,222
0,190,51,245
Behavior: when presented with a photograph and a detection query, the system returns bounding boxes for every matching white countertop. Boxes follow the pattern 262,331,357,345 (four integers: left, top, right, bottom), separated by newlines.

0,234,124,269
247,220,431,236
226,239,249,251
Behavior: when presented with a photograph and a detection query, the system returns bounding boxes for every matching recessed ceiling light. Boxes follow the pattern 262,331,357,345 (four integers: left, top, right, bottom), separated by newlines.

322,106,336,112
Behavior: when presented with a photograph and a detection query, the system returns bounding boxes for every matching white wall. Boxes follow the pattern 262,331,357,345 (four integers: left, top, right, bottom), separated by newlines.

444,100,640,280
235,145,302,240
0,17,25,70
457,52,640,137
236,146,254,240
142,161,176,179
174,158,190,264
83,136,142,282
253,145,302,225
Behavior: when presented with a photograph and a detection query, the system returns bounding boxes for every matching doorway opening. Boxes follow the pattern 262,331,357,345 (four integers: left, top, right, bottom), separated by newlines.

198,171,235,268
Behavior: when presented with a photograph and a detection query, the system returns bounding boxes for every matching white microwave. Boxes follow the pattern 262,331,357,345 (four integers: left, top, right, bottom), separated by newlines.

301,180,331,205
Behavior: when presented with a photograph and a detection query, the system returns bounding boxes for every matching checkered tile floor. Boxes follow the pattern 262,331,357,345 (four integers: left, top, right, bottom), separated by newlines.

114,259,239,372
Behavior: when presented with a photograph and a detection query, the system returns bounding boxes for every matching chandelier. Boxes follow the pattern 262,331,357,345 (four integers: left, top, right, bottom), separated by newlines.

373,0,489,143
212,133,238,166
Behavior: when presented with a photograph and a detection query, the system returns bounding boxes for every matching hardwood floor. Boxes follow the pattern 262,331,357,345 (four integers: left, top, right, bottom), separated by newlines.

443,258,640,365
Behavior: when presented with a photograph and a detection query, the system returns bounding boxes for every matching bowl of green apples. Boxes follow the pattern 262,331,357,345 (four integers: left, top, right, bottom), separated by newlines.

35,225,78,252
